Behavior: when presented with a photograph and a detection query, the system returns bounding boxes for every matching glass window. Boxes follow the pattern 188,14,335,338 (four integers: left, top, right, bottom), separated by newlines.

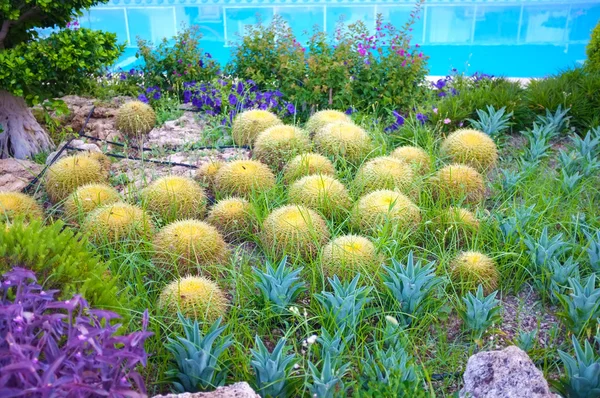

127,8,177,45
426,6,474,44
275,6,325,44
224,7,274,46
325,6,375,37
520,5,569,44
85,8,129,46
378,5,425,45
568,3,600,42
473,5,520,44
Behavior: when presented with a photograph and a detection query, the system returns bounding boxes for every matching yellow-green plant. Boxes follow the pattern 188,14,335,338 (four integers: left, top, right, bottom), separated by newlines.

153,219,229,276
44,155,108,203
0,192,43,223
206,197,254,240
288,174,352,219
115,100,157,137
84,151,112,174
261,205,330,260
231,109,282,147
320,234,381,280
305,110,352,134
214,159,276,198
390,146,432,174
283,153,336,183
449,251,499,294
351,190,421,235
195,160,224,190
140,176,206,222
63,183,120,222
431,164,485,204
433,207,480,244
82,202,154,246
253,125,311,169
586,20,600,72
159,275,228,322
314,122,373,164
440,128,498,171
353,156,417,197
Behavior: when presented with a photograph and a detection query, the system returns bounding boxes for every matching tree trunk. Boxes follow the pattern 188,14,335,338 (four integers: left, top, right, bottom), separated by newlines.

0,90,54,159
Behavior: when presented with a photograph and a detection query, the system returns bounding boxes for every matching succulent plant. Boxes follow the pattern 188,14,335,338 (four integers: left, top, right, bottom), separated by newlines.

252,256,305,314
166,314,233,392
459,285,501,338
305,109,352,134
153,219,229,275
515,329,537,352
440,128,499,171
288,174,352,219
44,155,108,203
499,168,521,193
231,109,282,147
435,207,480,243
524,226,570,269
537,256,580,303
261,205,330,260
584,229,600,272
449,251,499,295
82,202,154,246
206,197,254,241
115,100,157,136
159,275,228,323
352,156,417,197
558,336,600,398
83,150,112,173
283,152,336,183
195,160,225,190
0,192,43,223
466,105,513,137
251,336,296,398
362,343,418,393
320,235,381,280
561,169,583,192
214,159,276,198
571,130,599,158
382,251,443,324
307,352,350,398
63,183,120,221
315,275,372,332
431,164,485,204
557,275,600,335
140,175,207,222
351,190,421,235
536,104,570,136
389,145,432,174
253,125,311,170
314,121,373,164
318,326,353,361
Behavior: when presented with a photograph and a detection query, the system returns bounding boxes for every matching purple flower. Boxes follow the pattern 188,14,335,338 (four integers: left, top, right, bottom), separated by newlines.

286,102,296,115
345,107,355,115
177,59,183,64
443,118,451,124
138,94,149,103
228,93,238,106
152,91,161,100
416,113,427,124
198,59,204,68
119,73,126,80
432,79,446,90
218,79,227,86
236,81,245,95
205,52,212,59
438,91,447,97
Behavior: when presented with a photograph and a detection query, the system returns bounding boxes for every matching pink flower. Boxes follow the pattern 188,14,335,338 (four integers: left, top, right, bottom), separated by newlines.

444,118,451,124
433,108,438,114
459,122,464,127
401,60,407,67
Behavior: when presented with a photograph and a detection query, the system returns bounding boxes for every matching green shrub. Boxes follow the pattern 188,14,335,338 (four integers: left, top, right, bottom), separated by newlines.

586,20,600,72
0,219,124,311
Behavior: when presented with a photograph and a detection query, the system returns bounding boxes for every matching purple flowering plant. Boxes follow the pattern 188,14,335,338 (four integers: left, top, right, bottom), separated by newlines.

0,267,152,397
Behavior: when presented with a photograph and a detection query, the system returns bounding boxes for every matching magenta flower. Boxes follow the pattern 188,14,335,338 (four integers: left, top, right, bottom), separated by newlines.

401,60,407,67
444,118,451,124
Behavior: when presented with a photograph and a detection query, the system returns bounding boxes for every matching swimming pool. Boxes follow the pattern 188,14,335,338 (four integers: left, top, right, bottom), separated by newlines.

81,0,600,78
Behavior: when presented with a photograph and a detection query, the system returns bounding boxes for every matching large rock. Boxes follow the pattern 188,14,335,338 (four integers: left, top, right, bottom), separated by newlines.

153,382,259,398
146,112,205,147
0,158,43,192
460,346,556,398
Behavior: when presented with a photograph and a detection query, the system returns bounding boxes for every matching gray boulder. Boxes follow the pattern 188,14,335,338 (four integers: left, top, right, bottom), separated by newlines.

152,382,259,398
460,346,557,398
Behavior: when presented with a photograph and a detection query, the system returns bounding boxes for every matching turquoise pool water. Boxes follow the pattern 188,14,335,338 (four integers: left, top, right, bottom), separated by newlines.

81,0,600,78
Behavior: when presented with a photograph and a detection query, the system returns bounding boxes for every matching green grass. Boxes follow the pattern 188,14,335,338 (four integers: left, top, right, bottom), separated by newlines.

27,108,600,397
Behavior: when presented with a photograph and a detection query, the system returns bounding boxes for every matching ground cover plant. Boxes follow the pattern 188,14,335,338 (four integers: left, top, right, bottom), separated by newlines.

2,2,600,397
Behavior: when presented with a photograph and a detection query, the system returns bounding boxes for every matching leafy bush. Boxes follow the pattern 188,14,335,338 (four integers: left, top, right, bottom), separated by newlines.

0,267,151,396
0,219,124,311
586,20,600,72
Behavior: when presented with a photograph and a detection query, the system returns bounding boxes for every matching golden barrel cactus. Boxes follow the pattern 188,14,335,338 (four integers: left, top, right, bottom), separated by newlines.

261,205,330,260
305,109,352,134
159,275,228,322
253,125,311,169
390,146,432,174
82,202,154,246
320,234,381,279
231,109,282,147
440,128,498,171
431,164,485,204
195,160,224,189
288,174,352,219
115,100,157,137
214,159,276,198
353,156,417,197
314,122,373,164
0,192,43,223
63,184,120,221
140,176,207,222
449,251,499,294
44,155,107,203
351,189,421,234
206,197,254,240
283,153,336,183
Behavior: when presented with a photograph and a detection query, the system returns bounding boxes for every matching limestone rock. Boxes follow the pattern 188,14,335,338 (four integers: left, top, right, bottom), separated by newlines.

152,382,259,398
0,158,43,192
146,112,205,147
460,346,557,398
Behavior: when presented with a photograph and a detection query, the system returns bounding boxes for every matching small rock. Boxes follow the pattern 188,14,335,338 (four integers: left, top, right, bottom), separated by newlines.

0,158,43,192
460,346,557,398
146,112,205,147
152,382,259,398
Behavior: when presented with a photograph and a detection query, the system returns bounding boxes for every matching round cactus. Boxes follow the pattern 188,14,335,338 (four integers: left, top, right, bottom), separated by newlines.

115,100,157,137
214,159,276,198
390,146,432,174
449,251,499,294
433,207,480,244
440,128,498,171
305,109,352,134
84,151,112,174
159,275,228,322
195,160,224,190
283,153,336,183
321,235,381,279
253,125,311,169
140,176,207,222
431,164,485,204
261,205,330,260
44,155,108,203
206,197,254,240
0,192,43,223
63,184,120,221
231,109,282,147
288,174,352,219
351,189,421,234
314,122,373,164
153,219,229,275
82,202,154,246
353,156,417,197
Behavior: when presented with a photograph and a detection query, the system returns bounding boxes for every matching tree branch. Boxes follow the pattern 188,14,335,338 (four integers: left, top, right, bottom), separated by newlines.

0,7,42,49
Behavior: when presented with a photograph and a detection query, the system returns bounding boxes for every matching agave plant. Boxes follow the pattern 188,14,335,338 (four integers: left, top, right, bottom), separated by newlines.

524,226,570,269
318,326,353,362
499,168,521,193
362,344,418,390
561,169,584,192
515,329,537,352
382,251,443,324
166,314,233,392
537,256,580,303
558,336,600,398
315,274,372,332
253,256,306,314
459,285,502,338
307,352,350,398
536,105,571,136
251,336,296,398
571,130,599,158
557,275,600,335
583,229,600,272
558,149,581,175
467,105,513,137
